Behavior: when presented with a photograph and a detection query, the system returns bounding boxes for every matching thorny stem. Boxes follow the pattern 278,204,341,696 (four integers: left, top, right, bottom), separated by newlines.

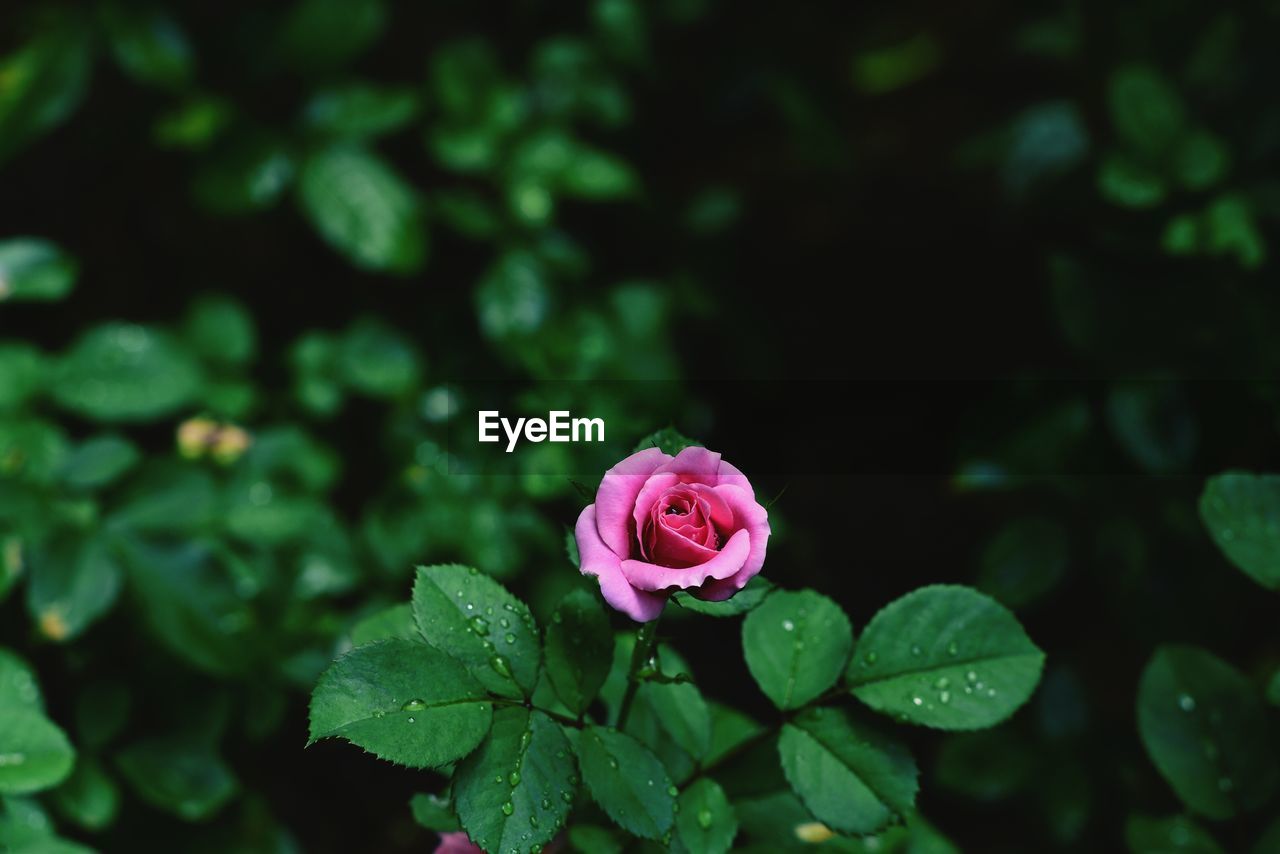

613,616,661,731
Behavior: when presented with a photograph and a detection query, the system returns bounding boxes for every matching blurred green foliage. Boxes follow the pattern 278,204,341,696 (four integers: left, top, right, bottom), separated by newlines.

3,0,1280,851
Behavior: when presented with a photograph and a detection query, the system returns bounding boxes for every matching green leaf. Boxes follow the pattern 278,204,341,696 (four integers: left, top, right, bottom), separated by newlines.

742,589,853,710
51,324,203,421
632,426,702,457
411,564,541,699
975,517,1068,609
116,537,254,676
545,588,611,716
475,251,551,340
57,436,139,490
308,639,493,768
567,825,622,854
638,681,711,761
109,464,217,534
1107,382,1196,475
560,148,637,199
848,585,1045,730
577,725,675,840
564,526,581,567
99,2,194,90
408,792,459,832
26,534,123,642
0,344,45,410
303,83,419,138
1199,473,1280,590
453,707,576,854
350,603,416,646
0,709,76,795
0,239,77,302
674,576,773,617
1098,153,1166,209
116,736,236,820
706,702,765,766
280,0,386,73
675,778,737,854
297,145,427,274
1125,814,1223,854
1173,131,1230,191
183,294,256,366
0,24,91,165
1255,817,1280,854
0,419,68,486
0,650,43,712
52,757,119,831
192,132,295,215
778,707,918,836
1107,65,1186,156
1136,645,1278,819
337,318,420,397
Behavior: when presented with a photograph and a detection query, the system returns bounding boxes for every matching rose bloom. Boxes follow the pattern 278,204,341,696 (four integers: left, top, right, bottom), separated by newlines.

575,446,770,621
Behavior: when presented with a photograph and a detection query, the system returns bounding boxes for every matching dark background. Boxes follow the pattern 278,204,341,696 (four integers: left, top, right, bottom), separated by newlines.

5,0,1280,851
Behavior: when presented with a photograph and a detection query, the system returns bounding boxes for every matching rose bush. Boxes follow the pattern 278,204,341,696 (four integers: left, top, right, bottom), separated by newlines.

574,446,771,620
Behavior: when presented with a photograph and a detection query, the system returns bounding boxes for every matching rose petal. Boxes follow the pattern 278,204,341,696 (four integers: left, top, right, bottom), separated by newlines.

651,517,720,567
631,472,680,552
435,832,483,854
593,447,672,558
576,505,666,622
654,446,755,498
688,483,770,601
687,483,735,532
621,528,751,592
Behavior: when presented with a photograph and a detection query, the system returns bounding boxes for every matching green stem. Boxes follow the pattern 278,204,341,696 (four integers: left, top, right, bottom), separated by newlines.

614,617,661,731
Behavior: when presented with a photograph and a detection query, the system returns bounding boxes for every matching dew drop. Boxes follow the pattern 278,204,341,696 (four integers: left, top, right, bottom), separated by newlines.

910,644,922,656
529,815,539,828
966,670,978,684
939,691,951,704
781,619,795,632
560,791,573,803
505,633,517,645
501,801,514,816
541,797,551,809
407,717,416,723
490,655,513,678
911,696,923,706
667,785,679,797
402,698,426,712
1178,694,1196,713
608,757,619,770
934,677,949,690
471,616,491,636
552,612,563,624
510,771,521,786
698,809,713,830
947,641,959,656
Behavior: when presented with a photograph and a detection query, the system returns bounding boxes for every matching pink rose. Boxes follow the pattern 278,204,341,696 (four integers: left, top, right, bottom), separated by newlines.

435,831,563,853
575,446,770,621
434,832,482,854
